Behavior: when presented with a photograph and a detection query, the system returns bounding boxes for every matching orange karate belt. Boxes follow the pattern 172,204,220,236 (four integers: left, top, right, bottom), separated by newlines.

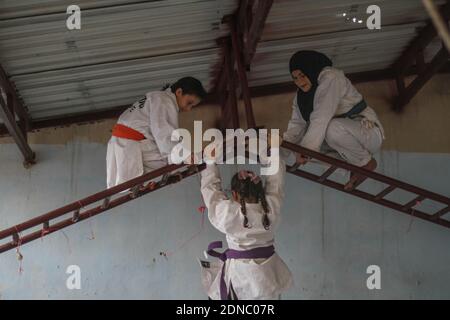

112,124,146,141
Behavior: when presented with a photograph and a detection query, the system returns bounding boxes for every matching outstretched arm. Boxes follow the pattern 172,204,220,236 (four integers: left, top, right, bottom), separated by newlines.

263,152,286,217
200,164,237,234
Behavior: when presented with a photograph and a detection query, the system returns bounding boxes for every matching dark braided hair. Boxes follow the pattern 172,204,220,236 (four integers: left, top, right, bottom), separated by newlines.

231,171,271,230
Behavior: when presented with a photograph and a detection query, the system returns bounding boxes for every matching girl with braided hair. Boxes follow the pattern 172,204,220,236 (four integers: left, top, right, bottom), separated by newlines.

199,149,293,300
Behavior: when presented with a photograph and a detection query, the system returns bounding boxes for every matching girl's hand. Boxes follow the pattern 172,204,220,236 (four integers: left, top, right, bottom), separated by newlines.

296,153,309,165
185,152,196,164
203,147,216,162
267,131,283,148
361,118,375,129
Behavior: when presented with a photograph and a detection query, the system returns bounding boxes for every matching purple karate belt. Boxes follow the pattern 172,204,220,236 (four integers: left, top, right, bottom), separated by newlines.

207,241,275,300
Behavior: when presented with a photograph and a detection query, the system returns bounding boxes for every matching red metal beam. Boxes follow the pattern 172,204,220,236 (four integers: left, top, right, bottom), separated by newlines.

0,90,35,167
393,1,450,75
394,45,449,110
235,0,273,66
0,105,128,137
392,0,450,111
2,140,450,254
393,24,440,76
230,17,256,129
222,41,240,129
212,37,229,95
1,65,449,138
0,65,31,134
237,0,253,38
289,168,450,229
32,105,126,129
248,64,450,97
243,0,274,66
0,163,206,254
282,140,450,229
0,64,35,166
0,138,264,255
213,1,273,129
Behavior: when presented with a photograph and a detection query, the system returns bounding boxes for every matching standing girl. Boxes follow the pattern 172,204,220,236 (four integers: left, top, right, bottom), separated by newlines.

199,151,293,300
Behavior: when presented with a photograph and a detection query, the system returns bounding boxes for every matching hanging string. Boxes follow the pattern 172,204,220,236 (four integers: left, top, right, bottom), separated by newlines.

40,227,51,242
407,199,422,233
14,226,24,275
40,220,54,242
196,167,207,215
161,207,206,258
83,201,95,240
60,230,72,254
160,166,206,258
88,219,95,240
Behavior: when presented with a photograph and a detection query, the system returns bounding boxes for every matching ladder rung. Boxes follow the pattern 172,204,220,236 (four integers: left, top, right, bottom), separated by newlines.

375,185,396,200
12,233,19,245
433,206,450,219
349,176,368,190
159,174,170,186
72,209,80,222
129,185,140,199
186,165,199,176
402,195,426,211
101,197,110,209
318,166,337,182
41,221,50,236
288,163,300,173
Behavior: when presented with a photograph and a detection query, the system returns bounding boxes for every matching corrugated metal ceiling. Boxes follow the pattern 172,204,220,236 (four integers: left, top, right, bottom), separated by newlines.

0,0,446,121
0,1,169,20
250,0,447,87
0,0,238,119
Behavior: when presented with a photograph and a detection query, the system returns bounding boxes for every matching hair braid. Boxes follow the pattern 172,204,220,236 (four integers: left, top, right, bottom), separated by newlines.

258,185,271,230
240,197,250,228
232,171,272,230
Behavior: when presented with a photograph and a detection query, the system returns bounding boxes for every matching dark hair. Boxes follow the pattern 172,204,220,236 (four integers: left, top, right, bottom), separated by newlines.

162,77,207,99
231,171,270,230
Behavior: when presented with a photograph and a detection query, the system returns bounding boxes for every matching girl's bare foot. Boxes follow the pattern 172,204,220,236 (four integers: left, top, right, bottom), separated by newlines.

344,158,377,191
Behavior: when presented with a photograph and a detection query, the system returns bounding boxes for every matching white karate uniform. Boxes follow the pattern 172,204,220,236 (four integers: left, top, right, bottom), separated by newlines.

106,88,181,188
283,67,385,167
199,156,293,300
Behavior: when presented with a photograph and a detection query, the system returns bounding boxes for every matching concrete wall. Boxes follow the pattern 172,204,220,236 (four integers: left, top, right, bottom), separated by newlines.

1,142,450,299
1,75,450,299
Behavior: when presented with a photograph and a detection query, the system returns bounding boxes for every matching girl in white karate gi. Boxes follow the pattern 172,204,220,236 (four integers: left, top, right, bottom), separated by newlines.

199,151,293,300
106,77,206,189
284,50,385,190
